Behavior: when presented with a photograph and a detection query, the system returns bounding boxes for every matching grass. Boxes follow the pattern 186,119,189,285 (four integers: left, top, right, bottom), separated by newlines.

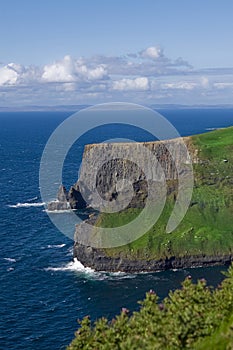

95,126,233,260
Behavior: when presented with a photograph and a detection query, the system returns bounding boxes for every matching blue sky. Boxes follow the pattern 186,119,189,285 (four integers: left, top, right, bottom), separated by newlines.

1,0,233,106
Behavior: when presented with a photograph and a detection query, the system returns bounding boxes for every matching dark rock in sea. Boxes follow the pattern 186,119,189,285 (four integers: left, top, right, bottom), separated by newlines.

47,200,70,211
57,185,68,202
47,183,87,211
47,185,70,211
68,183,87,209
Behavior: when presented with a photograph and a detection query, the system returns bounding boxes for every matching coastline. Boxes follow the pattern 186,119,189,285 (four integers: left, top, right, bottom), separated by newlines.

73,243,232,272
70,126,233,272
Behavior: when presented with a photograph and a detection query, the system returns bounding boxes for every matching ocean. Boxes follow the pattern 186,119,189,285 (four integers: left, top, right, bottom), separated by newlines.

0,108,233,350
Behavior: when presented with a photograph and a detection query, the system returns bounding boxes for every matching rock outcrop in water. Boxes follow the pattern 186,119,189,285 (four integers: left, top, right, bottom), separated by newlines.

47,184,87,211
47,185,70,211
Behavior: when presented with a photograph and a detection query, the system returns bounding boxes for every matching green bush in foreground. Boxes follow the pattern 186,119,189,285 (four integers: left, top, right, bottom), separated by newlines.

67,264,233,350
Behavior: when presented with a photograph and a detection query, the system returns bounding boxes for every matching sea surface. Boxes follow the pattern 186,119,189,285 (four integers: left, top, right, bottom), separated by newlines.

0,108,233,350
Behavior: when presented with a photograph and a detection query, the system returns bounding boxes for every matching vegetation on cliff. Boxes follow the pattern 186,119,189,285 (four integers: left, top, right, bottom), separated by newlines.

67,264,233,349
95,127,233,260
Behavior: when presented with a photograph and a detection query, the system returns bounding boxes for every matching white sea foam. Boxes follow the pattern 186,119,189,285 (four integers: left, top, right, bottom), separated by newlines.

8,202,45,208
27,196,38,201
7,267,14,272
205,127,224,131
66,246,73,256
4,258,16,262
47,244,66,249
45,258,94,273
45,209,73,213
45,258,137,280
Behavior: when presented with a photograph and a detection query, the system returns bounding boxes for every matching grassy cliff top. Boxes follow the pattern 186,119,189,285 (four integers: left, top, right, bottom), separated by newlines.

95,126,233,260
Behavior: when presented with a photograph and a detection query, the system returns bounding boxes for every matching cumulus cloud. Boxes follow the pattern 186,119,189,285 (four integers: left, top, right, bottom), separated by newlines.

0,64,19,85
42,55,107,83
162,82,197,90
0,62,42,86
89,46,192,77
112,77,149,91
42,55,75,83
1,46,233,106
0,46,192,89
140,46,163,59
75,63,106,80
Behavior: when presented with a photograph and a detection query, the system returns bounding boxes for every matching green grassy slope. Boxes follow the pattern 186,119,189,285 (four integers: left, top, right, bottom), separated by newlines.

96,126,233,260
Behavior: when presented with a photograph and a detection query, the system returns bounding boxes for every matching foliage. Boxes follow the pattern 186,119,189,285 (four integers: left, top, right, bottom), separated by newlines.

67,264,233,350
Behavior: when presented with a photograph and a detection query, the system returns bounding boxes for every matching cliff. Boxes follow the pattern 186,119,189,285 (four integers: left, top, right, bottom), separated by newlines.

48,136,195,211
76,137,197,210
73,243,232,272
73,126,233,271
71,127,233,272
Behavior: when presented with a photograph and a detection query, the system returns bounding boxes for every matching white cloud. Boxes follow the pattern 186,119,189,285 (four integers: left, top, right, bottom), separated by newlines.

1,46,233,106
213,82,233,89
0,64,19,85
162,82,197,90
140,46,163,59
42,55,107,83
75,63,106,80
200,76,209,88
60,83,77,92
42,55,75,83
112,77,149,91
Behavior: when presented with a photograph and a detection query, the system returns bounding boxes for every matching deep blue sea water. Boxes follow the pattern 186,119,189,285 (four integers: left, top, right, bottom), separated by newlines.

0,108,233,350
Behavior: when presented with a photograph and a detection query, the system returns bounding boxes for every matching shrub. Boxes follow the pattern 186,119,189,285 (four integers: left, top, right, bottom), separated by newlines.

67,264,233,350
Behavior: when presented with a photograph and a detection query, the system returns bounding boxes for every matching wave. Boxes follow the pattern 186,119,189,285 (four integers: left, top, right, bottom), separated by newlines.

205,127,224,131
47,244,66,249
45,209,73,214
66,246,73,256
45,258,137,280
4,258,16,263
27,196,38,202
45,258,94,273
8,202,45,208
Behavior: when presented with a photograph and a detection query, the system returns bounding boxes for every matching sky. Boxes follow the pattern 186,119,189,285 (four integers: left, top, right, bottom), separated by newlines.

1,0,233,106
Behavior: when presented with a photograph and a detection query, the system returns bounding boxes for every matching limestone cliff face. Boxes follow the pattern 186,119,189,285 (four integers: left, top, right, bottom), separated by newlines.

48,137,197,212
77,137,196,210
72,137,200,269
